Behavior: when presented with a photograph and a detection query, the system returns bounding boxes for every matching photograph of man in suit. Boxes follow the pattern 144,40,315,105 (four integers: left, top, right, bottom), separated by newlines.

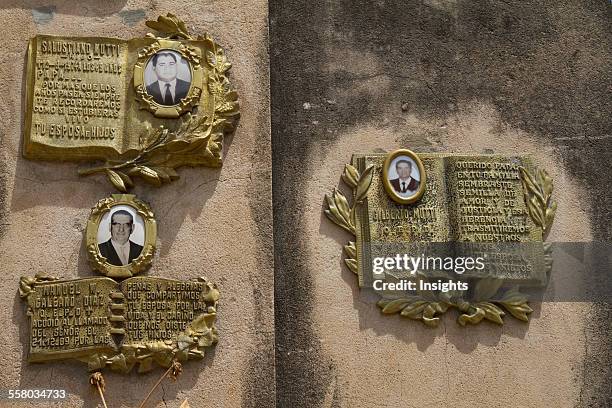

145,52,191,106
98,210,143,267
390,159,420,195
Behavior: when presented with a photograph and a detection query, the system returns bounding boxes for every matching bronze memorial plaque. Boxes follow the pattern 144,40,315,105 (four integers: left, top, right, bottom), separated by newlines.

20,275,218,373
23,14,239,191
19,195,219,374
15,13,234,406
325,150,556,327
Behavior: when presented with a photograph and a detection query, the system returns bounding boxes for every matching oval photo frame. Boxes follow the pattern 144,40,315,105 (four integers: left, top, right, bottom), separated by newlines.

382,149,427,205
86,194,157,278
133,39,204,118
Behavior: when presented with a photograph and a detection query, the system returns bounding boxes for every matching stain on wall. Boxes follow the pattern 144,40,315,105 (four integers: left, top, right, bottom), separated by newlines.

31,6,56,25
270,0,611,406
118,9,146,27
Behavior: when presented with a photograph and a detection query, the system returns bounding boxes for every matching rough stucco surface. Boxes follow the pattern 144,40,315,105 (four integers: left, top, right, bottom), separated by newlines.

0,1,273,407
271,1,611,407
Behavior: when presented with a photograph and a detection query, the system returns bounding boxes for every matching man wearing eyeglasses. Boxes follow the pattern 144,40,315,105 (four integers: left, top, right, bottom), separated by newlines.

98,210,143,266
146,52,191,106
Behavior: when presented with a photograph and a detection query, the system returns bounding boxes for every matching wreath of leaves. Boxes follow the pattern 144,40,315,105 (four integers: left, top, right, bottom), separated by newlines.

79,14,239,191
377,278,533,327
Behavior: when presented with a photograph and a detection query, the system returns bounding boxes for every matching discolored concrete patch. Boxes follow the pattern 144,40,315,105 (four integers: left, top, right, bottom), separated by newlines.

31,6,56,25
118,9,146,27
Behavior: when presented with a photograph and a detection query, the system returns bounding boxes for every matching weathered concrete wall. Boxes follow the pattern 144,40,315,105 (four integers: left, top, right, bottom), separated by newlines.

271,1,611,407
0,1,610,407
0,1,273,407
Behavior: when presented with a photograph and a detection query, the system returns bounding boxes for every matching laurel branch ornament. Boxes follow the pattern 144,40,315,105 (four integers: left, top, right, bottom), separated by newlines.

519,167,557,240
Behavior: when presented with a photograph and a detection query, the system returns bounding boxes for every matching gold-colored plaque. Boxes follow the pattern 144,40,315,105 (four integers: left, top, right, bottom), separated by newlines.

19,274,218,373
20,195,219,374
85,194,157,278
325,150,557,327
23,14,239,191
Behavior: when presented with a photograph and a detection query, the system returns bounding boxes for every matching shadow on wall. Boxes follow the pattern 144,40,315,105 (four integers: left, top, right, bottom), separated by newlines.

0,1,127,19
272,1,610,406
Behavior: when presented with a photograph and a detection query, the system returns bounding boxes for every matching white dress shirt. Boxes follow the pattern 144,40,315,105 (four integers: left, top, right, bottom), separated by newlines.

399,176,415,193
111,239,130,266
157,79,177,103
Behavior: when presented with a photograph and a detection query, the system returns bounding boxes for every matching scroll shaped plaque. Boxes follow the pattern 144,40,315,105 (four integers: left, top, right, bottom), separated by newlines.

325,151,556,327
19,275,218,373
23,14,239,191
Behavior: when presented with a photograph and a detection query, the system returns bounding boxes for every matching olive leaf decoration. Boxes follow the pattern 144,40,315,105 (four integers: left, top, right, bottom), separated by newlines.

324,163,374,278
377,277,532,326
79,113,225,191
145,13,194,40
324,188,354,234
344,241,358,274
324,164,374,235
519,166,557,239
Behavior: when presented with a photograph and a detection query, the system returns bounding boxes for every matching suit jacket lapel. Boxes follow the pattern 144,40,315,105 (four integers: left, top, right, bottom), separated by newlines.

103,240,123,265
129,242,141,263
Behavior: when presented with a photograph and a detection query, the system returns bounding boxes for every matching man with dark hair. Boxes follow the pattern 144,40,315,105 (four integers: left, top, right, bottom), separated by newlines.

146,52,191,105
390,159,419,194
98,210,143,266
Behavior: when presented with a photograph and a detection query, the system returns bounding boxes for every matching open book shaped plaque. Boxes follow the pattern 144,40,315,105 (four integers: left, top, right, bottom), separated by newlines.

325,151,556,326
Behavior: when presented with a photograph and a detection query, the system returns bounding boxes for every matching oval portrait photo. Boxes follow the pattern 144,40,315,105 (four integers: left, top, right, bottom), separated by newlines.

96,205,145,267
382,149,426,204
144,50,192,106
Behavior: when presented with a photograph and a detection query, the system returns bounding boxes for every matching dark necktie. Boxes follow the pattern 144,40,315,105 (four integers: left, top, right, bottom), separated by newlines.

402,181,407,193
164,83,173,105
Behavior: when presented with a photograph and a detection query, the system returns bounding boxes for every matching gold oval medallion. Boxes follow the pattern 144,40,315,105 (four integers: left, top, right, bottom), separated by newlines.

86,194,157,278
133,39,204,118
382,149,426,205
